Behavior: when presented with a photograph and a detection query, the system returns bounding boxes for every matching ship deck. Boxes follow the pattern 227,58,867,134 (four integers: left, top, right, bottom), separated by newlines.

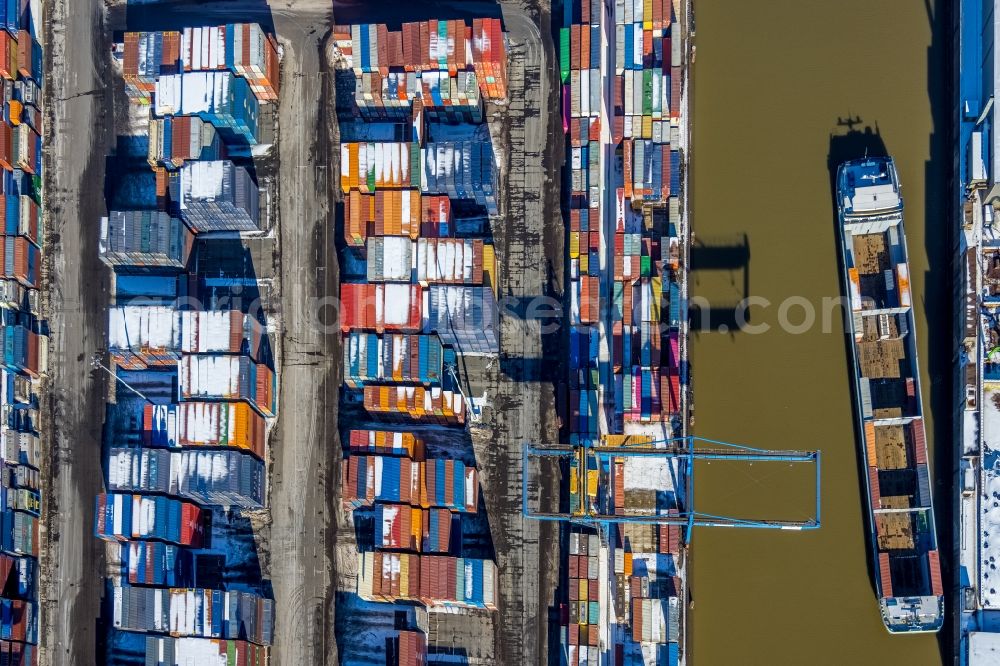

837,174,943,631
847,228,910,312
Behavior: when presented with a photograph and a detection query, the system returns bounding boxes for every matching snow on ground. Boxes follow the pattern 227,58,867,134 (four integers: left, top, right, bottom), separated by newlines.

967,409,982,455
982,385,1000,453
623,456,677,493
980,470,1000,607
970,631,1000,663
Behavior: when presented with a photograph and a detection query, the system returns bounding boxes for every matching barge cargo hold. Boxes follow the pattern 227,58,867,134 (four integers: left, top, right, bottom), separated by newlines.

836,156,944,633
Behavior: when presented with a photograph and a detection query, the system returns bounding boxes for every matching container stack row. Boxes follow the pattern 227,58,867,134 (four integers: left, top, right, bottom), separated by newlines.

144,636,267,666
339,19,506,102
112,586,274,645
334,19,508,659
562,0,604,471
341,450,479,513
121,24,278,108
344,332,445,388
107,306,266,369
611,523,681,659
356,550,498,609
608,193,682,425
560,0,687,663
564,530,600,657
101,21,281,666
606,0,683,428
0,4,45,662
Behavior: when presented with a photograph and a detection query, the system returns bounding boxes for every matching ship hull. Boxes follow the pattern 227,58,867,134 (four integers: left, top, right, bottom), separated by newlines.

836,157,944,634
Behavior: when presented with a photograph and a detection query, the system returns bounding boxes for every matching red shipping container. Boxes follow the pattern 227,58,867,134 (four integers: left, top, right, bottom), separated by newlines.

16,30,29,79
869,467,881,508
571,25,580,71
879,552,893,598
928,550,943,596
913,420,927,465
670,66,681,118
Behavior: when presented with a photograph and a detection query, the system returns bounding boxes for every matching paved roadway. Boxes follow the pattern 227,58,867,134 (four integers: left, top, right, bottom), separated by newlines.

266,5,338,666
483,2,563,665
42,0,113,663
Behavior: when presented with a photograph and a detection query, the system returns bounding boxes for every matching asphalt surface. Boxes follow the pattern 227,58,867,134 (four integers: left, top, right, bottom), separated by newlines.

479,2,563,665
41,0,114,663
266,5,339,666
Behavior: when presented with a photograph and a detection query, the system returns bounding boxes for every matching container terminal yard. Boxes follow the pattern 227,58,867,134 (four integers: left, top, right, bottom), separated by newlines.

10,0,989,665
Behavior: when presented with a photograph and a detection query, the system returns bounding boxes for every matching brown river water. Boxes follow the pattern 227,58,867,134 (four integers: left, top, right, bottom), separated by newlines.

688,1,951,664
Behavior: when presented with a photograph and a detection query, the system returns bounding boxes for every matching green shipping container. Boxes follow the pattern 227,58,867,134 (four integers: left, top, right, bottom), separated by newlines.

641,255,651,276
560,28,570,83
410,143,421,188
643,69,653,115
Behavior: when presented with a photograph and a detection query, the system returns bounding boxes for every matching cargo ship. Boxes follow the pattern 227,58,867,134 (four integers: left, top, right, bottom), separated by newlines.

836,156,944,633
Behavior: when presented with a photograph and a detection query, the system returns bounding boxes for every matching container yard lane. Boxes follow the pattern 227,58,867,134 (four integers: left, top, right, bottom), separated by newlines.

43,0,113,662
267,4,338,666
486,2,563,665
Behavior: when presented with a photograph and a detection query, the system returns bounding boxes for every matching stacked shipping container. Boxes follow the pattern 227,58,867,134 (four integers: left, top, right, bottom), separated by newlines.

341,453,478,513
0,7,46,662
103,21,282,664
335,18,506,660
112,586,274,645
340,19,506,102
121,24,279,105
356,551,498,609
561,0,685,663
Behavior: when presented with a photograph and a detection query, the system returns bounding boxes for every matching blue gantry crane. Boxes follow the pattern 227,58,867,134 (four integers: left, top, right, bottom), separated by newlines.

523,435,821,541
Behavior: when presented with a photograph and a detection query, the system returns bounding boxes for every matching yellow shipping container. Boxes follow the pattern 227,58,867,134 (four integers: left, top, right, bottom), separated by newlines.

569,231,580,259
650,277,662,321
348,143,360,191
483,243,498,298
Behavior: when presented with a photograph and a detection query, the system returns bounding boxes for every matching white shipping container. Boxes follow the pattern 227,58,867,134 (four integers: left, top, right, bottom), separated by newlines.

615,25,625,74
571,70,581,117
589,69,600,117
624,70,634,116
108,306,181,352
652,69,662,117
632,25,642,69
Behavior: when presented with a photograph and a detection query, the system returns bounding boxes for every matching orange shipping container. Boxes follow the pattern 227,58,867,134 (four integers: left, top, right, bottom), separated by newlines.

0,32,13,80
16,30,29,80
